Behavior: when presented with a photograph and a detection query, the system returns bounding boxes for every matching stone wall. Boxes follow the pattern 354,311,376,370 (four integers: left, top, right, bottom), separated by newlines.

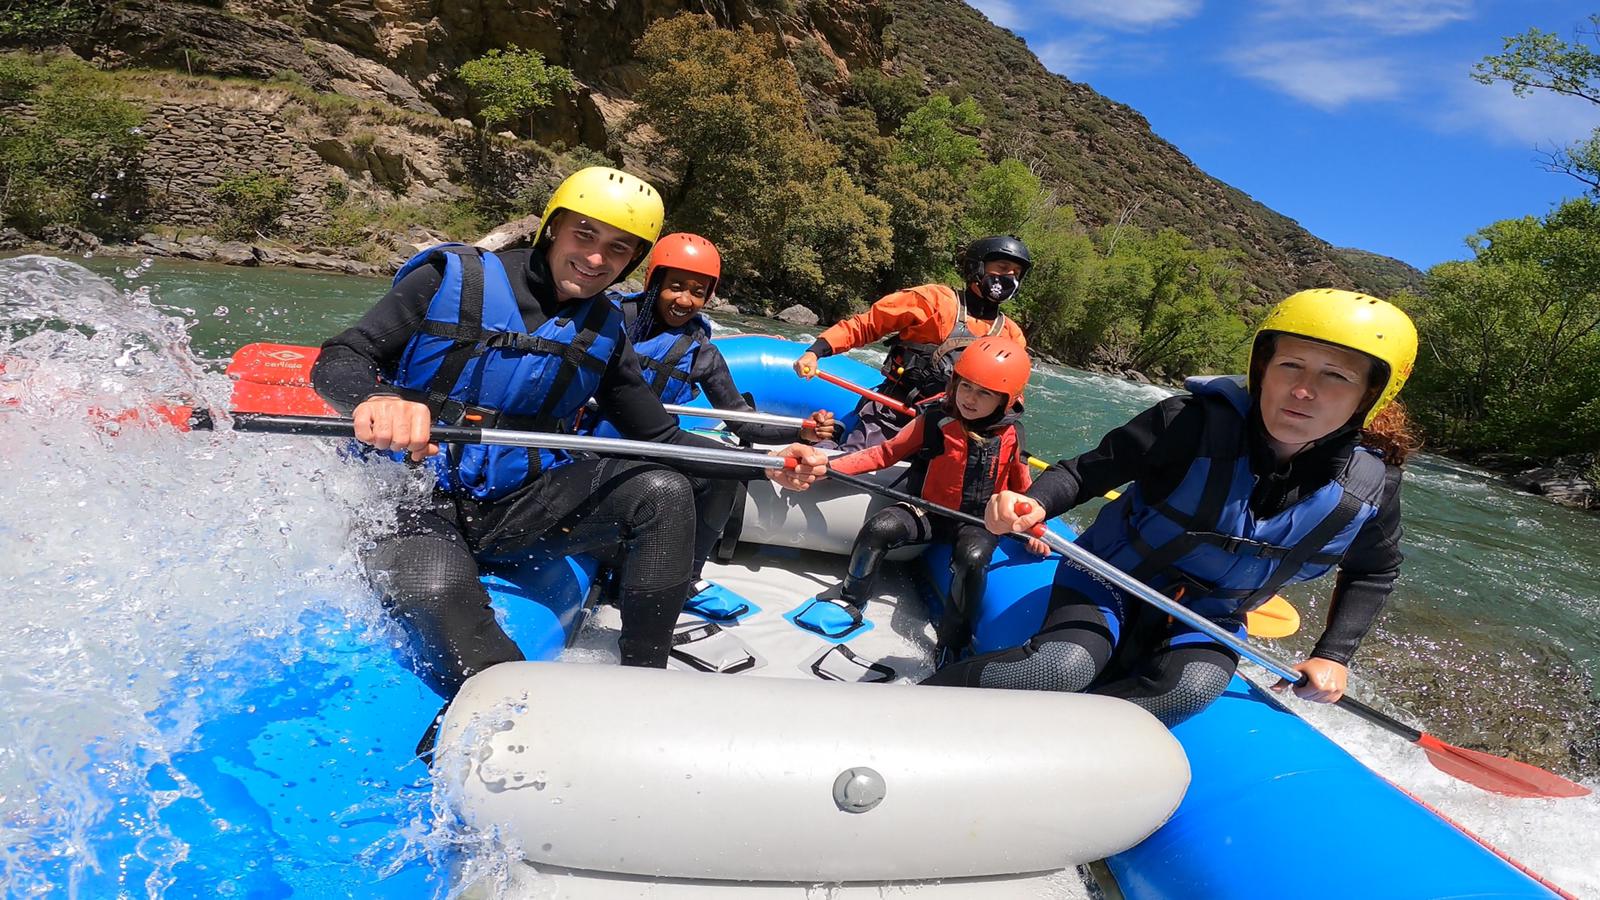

140,100,332,229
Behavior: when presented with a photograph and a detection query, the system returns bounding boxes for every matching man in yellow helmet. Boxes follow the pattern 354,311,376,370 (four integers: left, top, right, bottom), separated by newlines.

929,289,1419,728
311,168,825,747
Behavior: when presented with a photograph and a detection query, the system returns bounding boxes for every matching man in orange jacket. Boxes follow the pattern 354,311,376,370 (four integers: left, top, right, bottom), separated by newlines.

794,236,1031,451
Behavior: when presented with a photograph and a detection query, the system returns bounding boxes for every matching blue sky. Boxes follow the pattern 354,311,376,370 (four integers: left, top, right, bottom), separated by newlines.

965,0,1600,270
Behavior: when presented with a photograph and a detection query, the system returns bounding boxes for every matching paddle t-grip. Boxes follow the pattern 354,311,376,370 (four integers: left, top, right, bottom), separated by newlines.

1013,500,1047,538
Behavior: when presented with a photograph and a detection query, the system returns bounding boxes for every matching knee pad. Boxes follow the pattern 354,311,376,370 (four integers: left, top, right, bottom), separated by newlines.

614,467,695,532
366,536,480,609
950,539,994,577
1134,660,1235,727
977,640,1100,692
858,507,916,551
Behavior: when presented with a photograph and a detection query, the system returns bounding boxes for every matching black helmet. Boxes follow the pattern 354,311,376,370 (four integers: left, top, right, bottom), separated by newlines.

959,235,1032,284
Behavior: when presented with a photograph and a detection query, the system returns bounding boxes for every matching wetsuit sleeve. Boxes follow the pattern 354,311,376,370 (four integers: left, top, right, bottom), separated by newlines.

1312,467,1405,665
1025,395,1200,518
832,416,927,475
597,338,756,479
810,288,937,357
694,343,800,445
310,262,441,414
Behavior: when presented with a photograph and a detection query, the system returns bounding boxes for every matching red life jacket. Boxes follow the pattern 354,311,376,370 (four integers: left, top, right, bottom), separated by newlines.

911,413,1025,516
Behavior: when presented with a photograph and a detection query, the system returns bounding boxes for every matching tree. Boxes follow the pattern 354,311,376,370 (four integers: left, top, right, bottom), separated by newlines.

631,13,890,304
1473,16,1600,192
455,46,577,137
1404,198,1600,455
893,94,984,177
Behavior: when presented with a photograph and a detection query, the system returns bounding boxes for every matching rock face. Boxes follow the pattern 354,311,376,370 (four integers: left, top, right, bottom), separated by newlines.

43,0,1419,300
139,100,338,230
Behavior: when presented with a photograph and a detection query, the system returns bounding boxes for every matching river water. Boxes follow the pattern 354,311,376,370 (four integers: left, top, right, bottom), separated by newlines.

2,253,1597,897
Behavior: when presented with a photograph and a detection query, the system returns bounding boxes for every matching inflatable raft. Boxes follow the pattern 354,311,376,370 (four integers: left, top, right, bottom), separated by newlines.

428,333,1556,900
95,333,1566,898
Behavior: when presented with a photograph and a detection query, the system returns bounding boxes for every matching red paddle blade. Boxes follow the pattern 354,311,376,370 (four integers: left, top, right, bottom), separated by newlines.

226,343,333,416
228,343,320,387
1417,733,1590,799
229,380,335,416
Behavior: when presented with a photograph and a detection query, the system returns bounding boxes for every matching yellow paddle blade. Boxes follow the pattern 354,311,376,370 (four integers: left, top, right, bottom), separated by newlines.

1246,595,1300,638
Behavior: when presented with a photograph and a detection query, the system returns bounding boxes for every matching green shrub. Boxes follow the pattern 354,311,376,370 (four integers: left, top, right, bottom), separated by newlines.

0,0,97,44
455,45,577,135
0,52,146,236
209,171,291,239
312,92,358,132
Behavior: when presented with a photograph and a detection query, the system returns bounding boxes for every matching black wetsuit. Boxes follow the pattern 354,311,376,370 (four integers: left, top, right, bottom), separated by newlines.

313,249,747,699
605,293,807,581
925,395,1404,726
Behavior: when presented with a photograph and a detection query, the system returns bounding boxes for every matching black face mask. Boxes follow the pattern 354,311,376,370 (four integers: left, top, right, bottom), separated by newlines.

978,273,1020,303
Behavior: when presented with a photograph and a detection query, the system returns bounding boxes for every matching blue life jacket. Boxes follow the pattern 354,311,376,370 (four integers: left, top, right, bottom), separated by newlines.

387,244,623,501
1077,375,1388,621
583,291,708,440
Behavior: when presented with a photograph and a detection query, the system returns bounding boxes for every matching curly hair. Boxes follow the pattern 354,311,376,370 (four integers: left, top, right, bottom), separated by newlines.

1360,401,1422,467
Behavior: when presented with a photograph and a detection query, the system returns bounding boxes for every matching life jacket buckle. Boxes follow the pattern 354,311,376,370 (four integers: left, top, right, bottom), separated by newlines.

455,404,501,427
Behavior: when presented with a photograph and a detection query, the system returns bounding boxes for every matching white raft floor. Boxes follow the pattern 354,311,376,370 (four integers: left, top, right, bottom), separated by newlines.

567,544,940,685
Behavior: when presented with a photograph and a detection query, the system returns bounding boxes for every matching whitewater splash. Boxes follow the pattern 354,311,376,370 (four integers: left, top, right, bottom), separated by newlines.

0,257,527,897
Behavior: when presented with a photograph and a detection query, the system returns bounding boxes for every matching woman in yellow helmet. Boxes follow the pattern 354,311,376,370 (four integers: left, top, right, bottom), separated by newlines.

926,289,1421,727
310,167,826,756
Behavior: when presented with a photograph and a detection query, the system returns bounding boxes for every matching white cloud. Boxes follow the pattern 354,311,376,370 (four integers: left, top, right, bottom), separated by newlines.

1436,79,1600,146
1257,0,1474,36
1034,34,1109,77
1048,0,1202,31
969,0,1026,30
1228,40,1403,110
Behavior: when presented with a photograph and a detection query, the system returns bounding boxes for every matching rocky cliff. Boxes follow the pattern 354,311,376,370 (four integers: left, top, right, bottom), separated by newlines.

31,0,1419,297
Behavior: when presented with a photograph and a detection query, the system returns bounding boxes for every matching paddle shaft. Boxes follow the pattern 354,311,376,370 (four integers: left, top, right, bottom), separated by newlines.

583,400,806,430
806,368,916,418
223,414,795,471
826,469,1303,682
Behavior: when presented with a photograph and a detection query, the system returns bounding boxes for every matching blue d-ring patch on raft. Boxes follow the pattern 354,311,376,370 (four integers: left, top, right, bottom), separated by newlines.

683,580,760,623
785,596,875,643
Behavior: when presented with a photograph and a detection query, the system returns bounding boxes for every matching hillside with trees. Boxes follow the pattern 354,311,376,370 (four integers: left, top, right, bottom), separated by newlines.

7,1,1596,488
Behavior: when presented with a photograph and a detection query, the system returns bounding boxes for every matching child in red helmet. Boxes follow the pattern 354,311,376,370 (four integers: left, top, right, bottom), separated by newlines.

786,336,1046,655
583,232,836,617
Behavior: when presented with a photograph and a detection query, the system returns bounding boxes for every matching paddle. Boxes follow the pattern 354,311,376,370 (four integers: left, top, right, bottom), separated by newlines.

201,413,800,473
228,342,821,432
799,365,917,417
822,469,1589,799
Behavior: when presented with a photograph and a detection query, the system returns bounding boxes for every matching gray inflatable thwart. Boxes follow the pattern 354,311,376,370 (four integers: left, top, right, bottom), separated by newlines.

439,662,1189,883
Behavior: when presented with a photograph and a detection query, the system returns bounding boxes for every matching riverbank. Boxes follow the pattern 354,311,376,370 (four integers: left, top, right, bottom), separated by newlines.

6,233,1595,513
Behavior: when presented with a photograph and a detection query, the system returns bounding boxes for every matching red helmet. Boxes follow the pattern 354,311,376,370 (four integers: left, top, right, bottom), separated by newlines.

645,233,721,296
952,336,1030,408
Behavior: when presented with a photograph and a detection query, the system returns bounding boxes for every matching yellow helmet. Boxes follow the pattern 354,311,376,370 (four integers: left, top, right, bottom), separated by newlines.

537,166,664,279
1249,288,1418,428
